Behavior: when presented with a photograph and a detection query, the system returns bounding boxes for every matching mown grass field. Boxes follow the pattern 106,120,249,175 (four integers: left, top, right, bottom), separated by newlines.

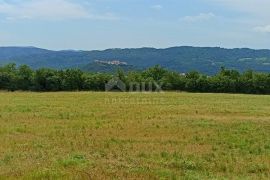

0,92,269,179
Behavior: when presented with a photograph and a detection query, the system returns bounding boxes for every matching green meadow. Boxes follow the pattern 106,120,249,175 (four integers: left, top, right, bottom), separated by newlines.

0,92,269,179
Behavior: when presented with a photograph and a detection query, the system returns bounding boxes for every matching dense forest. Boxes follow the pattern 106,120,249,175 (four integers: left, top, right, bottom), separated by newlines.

0,63,270,94
1,46,270,74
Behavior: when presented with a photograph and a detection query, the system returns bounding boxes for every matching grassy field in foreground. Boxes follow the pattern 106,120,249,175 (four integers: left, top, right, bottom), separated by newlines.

0,92,269,179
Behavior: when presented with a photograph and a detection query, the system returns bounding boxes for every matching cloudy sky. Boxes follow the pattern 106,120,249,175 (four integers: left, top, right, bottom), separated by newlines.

0,0,270,50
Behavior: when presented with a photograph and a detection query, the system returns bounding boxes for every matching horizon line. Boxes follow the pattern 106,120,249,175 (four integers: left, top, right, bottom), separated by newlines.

0,45,270,52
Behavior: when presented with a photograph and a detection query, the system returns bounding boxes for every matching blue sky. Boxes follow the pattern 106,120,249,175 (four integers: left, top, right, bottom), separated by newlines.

0,0,270,50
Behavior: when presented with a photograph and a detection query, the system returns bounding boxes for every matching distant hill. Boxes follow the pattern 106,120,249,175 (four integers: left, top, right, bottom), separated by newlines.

0,47,50,65
81,61,138,73
1,46,270,74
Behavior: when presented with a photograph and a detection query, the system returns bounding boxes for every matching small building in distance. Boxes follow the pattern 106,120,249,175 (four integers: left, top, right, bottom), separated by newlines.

94,60,128,66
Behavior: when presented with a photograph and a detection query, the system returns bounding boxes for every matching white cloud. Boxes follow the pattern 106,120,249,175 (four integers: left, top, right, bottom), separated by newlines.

180,13,216,22
151,4,163,11
207,0,270,32
254,25,270,33
0,0,119,21
208,0,270,18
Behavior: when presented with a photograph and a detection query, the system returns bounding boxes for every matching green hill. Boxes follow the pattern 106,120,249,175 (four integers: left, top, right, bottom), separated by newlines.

80,62,138,73
1,46,270,74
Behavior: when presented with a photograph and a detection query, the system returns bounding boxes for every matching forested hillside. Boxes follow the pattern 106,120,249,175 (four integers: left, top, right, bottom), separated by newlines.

1,46,270,74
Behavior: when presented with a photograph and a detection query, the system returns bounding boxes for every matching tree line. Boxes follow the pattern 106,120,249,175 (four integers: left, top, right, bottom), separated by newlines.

0,63,270,94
